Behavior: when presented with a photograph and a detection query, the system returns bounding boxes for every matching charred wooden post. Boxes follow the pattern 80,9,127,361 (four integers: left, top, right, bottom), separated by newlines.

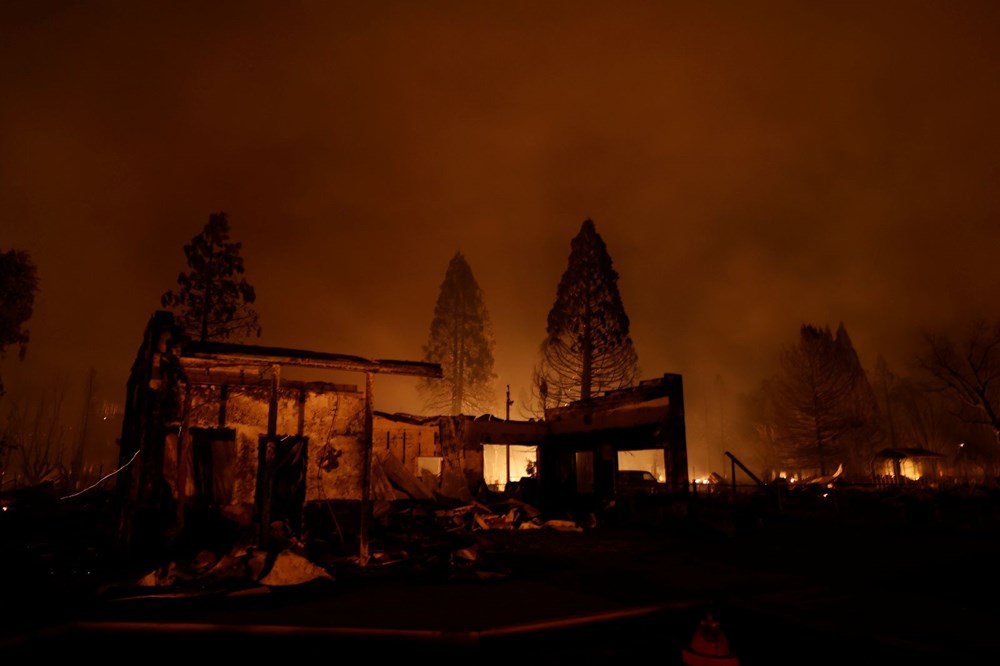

218,384,228,427
506,443,511,487
663,373,689,493
724,450,767,488
267,364,279,434
176,384,193,530
360,371,374,567
257,365,280,546
731,457,737,501
297,386,306,436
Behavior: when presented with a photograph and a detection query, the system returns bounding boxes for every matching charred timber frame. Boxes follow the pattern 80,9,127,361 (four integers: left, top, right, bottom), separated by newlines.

117,324,442,562
183,342,441,565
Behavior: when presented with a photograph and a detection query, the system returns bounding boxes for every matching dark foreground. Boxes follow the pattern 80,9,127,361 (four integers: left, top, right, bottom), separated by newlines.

4,486,1000,665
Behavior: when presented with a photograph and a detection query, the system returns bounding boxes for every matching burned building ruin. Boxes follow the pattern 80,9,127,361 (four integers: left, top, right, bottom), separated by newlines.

115,311,688,557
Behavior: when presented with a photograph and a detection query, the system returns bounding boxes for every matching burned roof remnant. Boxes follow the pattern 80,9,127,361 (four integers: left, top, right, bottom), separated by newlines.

183,339,443,377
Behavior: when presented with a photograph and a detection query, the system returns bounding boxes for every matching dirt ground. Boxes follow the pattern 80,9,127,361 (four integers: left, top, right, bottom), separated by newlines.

4,485,1000,664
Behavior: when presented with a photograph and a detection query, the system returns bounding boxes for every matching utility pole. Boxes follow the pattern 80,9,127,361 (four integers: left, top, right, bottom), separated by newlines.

506,385,513,488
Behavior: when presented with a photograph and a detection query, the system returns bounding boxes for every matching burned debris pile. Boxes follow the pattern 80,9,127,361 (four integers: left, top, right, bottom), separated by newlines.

98,451,587,604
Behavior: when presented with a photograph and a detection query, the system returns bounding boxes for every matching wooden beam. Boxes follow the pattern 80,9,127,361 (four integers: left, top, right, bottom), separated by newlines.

176,385,193,531
258,365,280,547
177,361,267,383
182,341,442,378
178,365,360,393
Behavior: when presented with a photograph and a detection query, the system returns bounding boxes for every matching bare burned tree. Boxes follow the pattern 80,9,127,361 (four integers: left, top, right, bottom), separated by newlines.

898,382,960,453
5,377,69,487
69,367,98,488
875,354,954,454
917,318,1000,449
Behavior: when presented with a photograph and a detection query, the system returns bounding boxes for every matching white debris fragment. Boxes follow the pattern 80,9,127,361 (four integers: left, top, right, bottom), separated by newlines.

260,550,334,586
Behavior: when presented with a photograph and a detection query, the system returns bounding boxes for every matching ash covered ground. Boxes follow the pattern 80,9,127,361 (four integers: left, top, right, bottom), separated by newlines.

3,483,1000,665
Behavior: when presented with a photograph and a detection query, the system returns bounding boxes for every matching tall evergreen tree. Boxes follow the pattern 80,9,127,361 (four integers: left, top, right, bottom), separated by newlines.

0,248,38,398
534,219,638,409
766,323,879,478
419,252,497,415
833,323,882,475
161,212,261,342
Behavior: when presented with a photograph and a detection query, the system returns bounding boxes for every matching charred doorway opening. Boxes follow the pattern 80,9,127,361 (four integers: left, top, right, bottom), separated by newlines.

191,427,237,510
575,450,595,493
185,427,239,551
256,435,308,539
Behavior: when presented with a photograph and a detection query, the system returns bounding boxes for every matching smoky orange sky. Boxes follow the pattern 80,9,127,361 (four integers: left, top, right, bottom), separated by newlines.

3,1,999,476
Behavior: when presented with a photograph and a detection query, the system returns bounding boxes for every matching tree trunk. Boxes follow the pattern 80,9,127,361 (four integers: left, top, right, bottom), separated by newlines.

451,307,462,415
200,282,211,342
581,301,592,400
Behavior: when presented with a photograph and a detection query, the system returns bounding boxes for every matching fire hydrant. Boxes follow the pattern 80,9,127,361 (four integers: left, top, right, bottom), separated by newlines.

681,613,740,666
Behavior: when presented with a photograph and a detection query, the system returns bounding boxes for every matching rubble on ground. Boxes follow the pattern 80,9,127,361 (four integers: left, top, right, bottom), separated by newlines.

99,467,586,601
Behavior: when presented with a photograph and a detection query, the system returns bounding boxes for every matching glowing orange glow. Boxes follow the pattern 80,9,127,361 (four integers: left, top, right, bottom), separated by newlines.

2,3,998,489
